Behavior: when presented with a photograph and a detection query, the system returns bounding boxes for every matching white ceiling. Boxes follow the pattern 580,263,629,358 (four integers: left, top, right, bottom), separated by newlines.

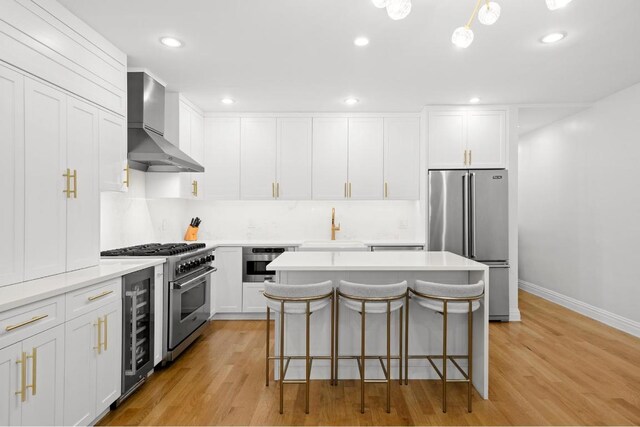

59,0,640,113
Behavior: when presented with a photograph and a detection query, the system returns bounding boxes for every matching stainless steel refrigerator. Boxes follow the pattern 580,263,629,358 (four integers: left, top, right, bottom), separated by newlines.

428,169,510,321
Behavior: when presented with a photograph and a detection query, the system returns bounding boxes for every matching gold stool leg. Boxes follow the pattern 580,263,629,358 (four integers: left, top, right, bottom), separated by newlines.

468,300,473,413
399,305,403,385
305,301,311,414
266,306,270,386
442,301,448,413
386,301,391,413
335,294,340,385
330,293,335,386
404,294,410,385
360,301,366,414
279,301,285,414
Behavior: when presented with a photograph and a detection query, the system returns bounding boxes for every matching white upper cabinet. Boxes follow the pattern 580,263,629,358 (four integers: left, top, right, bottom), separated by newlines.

312,118,349,199
190,110,205,198
466,111,506,168
276,118,312,200
98,110,127,192
384,117,420,200
66,97,100,272
24,78,67,281
240,118,278,199
0,65,24,287
348,118,384,200
428,109,506,169
204,118,241,200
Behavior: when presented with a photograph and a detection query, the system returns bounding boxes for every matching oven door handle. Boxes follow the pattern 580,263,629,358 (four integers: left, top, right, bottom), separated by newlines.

172,266,216,291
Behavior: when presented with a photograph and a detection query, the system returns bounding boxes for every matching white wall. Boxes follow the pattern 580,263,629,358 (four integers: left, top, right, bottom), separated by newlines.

518,82,640,333
100,170,424,249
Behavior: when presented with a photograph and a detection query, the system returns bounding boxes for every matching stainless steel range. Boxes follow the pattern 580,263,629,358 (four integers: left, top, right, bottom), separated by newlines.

101,243,216,365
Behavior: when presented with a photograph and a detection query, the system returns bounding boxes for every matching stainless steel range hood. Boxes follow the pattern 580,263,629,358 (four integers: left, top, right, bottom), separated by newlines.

127,72,204,173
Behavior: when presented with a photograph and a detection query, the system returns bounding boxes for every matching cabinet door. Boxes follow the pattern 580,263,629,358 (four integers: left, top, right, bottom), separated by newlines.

0,343,22,426
277,118,312,200
64,312,97,426
312,118,348,200
214,247,243,313
190,110,205,199
242,283,267,313
348,118,384,200
67,97,100,271
203,118,241,200
384,117,420,200
24,78,67,281
428,111,466,169
0,65,25,287
95,301,122,414
21,325,65,426
466,110,506,168
240,118,277,199
178,103,195,198
99,110,127,192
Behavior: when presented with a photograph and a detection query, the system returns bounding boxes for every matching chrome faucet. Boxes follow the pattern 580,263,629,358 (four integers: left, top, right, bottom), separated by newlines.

331,208,341,240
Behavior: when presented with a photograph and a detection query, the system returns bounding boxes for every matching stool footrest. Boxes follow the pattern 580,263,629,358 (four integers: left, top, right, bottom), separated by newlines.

407,354,471,382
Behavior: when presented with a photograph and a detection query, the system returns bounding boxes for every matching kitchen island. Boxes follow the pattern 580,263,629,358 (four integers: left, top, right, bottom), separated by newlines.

267,250,490,398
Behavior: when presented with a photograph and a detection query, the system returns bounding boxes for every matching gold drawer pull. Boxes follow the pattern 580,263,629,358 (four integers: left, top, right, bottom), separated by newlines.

5,314,48,332
123,164,130,187
88,290,114,301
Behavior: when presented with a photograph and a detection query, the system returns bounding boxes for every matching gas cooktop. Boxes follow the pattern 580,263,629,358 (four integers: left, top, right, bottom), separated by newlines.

101,243,207,257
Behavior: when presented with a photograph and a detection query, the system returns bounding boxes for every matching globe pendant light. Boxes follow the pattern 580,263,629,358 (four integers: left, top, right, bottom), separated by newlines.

546,0,573,10
452,26,474,48
386,0,412,20
371,0,388,8
478,2,501,25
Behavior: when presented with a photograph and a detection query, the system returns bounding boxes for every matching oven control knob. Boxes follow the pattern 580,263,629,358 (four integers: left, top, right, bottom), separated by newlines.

200,257,206,264
178,264,186,273
208,255,214,262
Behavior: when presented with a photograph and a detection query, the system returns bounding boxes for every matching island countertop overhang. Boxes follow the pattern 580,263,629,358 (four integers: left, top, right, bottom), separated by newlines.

267,250,488,272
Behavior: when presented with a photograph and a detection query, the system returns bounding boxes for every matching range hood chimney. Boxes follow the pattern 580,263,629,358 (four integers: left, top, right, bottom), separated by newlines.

127,72,204,173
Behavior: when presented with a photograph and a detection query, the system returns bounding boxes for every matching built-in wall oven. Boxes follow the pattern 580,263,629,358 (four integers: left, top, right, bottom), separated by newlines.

242,247,295,283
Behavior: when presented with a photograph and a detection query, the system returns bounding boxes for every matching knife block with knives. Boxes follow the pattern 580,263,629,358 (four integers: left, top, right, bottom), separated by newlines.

184,217,201,241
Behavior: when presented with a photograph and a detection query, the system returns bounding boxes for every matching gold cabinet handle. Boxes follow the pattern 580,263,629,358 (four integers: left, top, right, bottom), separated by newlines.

26,348,36,396
5,314,48,332
103,315,108,351
94,317,103,354
123,164,130,188
195,180,198,197
464,150,468,166
15,352,27,402
344,183,347,198
469,150,472,165
192,180,198,197
87,290,113,301
71,169,77,198
384,182,388,199
63,168,71,198
272,182,275,198
276,182,280,198
349,182,352,198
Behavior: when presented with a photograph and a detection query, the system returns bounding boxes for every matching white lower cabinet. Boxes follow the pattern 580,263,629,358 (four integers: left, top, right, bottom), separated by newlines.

242,283,267,313
0,343,22,426
214,247,243,313
64,300,121,426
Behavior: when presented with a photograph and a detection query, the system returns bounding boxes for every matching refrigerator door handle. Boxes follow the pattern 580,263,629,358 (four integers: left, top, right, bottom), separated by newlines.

470,172,477,258
463,173,469,257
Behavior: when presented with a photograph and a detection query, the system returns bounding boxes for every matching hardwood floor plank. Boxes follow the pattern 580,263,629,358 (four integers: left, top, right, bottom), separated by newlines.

98,291,640,426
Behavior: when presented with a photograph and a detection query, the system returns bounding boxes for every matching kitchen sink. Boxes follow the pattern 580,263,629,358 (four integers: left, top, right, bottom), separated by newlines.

298,240,369,252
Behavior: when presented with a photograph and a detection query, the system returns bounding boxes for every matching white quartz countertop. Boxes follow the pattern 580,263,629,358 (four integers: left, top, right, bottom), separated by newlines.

268,251,487,271
0,259,165,312
173,240,425,248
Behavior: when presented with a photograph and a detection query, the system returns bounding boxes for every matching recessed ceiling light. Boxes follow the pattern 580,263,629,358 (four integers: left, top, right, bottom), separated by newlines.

221,98,235,105
469,97,480,104
541,32,566,44
344,97,359,105
160,37,183,48
354,37,370,47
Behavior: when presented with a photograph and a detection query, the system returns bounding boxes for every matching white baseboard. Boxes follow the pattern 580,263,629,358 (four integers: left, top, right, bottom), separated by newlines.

509,308,521,322
518,280,640,338
211,312,266,321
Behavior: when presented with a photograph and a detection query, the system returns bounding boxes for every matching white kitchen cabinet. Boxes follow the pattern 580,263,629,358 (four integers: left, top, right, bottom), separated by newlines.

0,343,21,426
242,283,267,313
348,118,384,200
0,64,25,287
99,110,128,192
190,109,205,198
428,110,506,169
384,117,420,200
241,118,278,199
203,118,241,200
312,118,348,199
19,325,65,426
66,97,100,272
276,118,312,200
153,266,164,366
24,77,67,281
214,247,243,313
64,300,122,426
467,110,506,168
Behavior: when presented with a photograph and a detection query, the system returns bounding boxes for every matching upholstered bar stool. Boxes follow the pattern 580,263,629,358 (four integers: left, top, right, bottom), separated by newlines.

404,280,485,413
263,281,334,414
336,280,407,414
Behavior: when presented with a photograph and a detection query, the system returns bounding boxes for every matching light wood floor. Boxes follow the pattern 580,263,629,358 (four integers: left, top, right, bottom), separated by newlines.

99,291,640,426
